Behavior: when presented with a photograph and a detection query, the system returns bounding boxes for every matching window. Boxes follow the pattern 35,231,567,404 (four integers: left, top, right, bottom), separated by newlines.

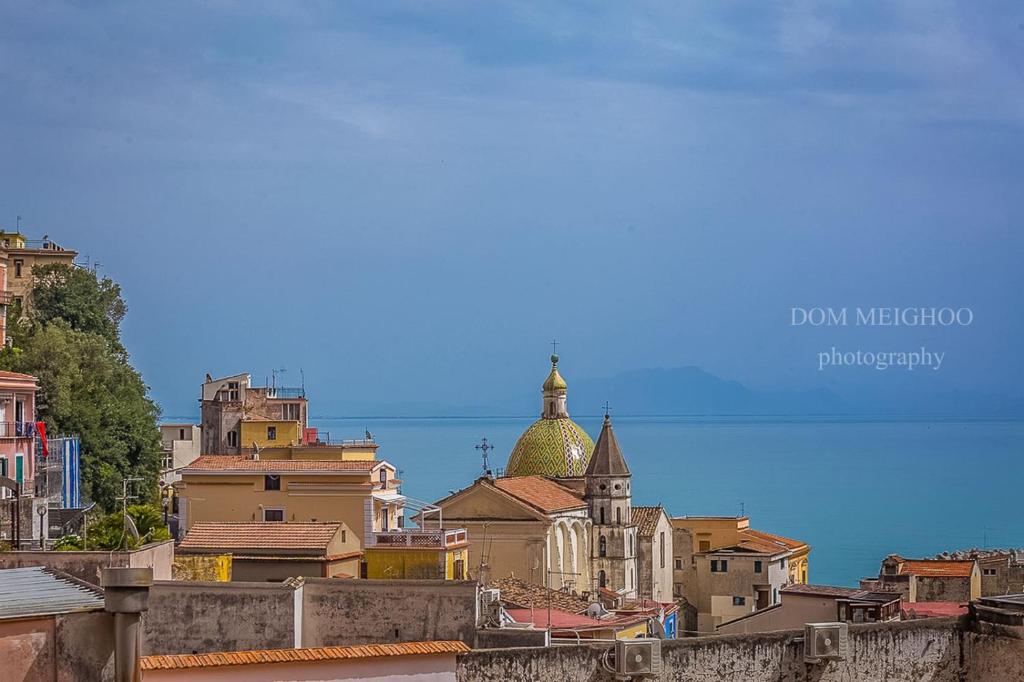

599,507,605,524
629,534,634,556
598,570,606,588
379,468,387,484
711,559,728,573
13,259,22,278
660,532,666,568
674,558,683,570
282,403,300,420
754,560,763,573
454,558,465,579
616,506,621,525
178,428,186,440
983,568,997,577
15,455,23,483
264,475,280,491
599,535,607,557
699,540,711,552
227,430,238,448
779,557,787,569
267,426,277,441
733,596,746,606
263,508,284,522
228,381,240,400
773,588,779,604
341,530,347,543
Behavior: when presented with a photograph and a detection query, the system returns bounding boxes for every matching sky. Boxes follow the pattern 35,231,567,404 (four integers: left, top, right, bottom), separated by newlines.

1,2,1022,416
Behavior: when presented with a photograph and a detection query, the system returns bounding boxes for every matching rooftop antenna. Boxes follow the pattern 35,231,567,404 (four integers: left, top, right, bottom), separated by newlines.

740,501,745,517
475,437,494,476
299,368,305,396
16,215,21,231
271,367,287,390
603,401,611,418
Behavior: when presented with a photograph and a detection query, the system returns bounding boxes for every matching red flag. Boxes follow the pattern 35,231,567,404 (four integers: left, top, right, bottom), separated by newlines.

36,421,48,457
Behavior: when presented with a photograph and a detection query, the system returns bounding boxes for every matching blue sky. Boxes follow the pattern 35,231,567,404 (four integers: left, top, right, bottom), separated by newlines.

1,2,1022,415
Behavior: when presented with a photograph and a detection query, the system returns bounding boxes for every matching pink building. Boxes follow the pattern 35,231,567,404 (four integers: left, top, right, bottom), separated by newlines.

0,370,39,494
141,641,468,681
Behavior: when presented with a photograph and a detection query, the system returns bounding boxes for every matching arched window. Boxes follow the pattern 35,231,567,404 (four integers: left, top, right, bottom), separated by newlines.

616,506,621,525
599,507,605,524
629,534,634,556
598,570,606,588
599,535,607,557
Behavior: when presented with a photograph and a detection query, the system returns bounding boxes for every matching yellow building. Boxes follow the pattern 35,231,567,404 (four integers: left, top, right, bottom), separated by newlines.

364,528,469,580
240,418,303,450
177,456,376,536
0,231,77,306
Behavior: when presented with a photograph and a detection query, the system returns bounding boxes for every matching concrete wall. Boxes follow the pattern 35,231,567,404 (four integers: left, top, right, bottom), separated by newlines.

142,580,297,655
717,593,838,635
0,610,114,682
300,578,479,648
143,654,459,682
0,540,174,584
457,618,972,682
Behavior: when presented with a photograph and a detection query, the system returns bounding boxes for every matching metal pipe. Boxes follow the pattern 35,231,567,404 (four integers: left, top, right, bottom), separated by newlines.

102,567,153,682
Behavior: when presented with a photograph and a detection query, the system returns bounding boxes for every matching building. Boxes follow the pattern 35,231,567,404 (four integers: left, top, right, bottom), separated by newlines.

0,371,47,548
200,372,309,455
177,456,377,535
0,566,108,681
717,583,900,634
633,505,673,603
364,527,469,580
159,423,202,482
177,522,363,581
0,231,78,308
505,354,594,477
861,554,982,603
432,474,591,589
936,548,1024,597
671,516,810,632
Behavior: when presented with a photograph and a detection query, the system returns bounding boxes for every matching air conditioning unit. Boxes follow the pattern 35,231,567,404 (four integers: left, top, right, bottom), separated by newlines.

615,638,661,678
479,589,502,627
804,622,848,663
480,588,501,605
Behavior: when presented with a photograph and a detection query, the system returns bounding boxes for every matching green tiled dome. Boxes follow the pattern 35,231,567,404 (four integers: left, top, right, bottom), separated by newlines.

506,417,595,477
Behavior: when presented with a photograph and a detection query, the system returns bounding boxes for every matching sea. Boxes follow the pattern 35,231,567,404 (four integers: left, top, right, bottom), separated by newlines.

305,415,1024,588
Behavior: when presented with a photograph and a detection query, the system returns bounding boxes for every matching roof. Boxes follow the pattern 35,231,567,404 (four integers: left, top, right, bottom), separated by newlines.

710,528,808,556
505,418,595,478
0,567,104,620
892,557,976,577
585,415,630,477
140,641,470,671
179,522,343,552
492,476,585,513
506,608,603,630
489,576,590,614
183,456,376,474
632,506,666,537
782,584,861,598
901,602,968,618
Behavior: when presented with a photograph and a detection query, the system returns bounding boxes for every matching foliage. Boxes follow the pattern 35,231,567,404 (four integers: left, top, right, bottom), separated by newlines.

52,534,84,551
0,265,162,510
81,505,170,551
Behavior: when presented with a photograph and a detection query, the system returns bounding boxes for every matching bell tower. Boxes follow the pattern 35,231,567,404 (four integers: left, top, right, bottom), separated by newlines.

584,412,638,596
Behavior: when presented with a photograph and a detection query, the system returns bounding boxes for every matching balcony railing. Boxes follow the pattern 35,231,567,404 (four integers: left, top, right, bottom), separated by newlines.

0,422,38,439
0,291,13,305
265,387,305,399
368,528,467,549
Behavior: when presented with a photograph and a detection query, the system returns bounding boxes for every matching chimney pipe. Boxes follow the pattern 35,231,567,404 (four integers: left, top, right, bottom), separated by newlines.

102,567,153,682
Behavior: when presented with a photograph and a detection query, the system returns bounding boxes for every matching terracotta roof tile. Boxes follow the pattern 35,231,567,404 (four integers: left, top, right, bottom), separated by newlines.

183,456,376,473
489,576,590,614
898,559,976,578
179,522,343,552
140,641,470,670
492,476,585,513
782,584,862,598
632,506,665,538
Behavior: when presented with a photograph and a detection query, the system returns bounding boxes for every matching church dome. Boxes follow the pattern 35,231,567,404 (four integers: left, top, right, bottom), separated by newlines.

505,354,595,477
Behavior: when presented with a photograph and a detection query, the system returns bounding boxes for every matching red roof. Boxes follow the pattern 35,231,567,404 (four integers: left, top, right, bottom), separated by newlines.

505,608,603,630
492,476,585,513
901,602,968,618
183,456,377,474
179,522,343,552
896,558,976,578
141,641,470,670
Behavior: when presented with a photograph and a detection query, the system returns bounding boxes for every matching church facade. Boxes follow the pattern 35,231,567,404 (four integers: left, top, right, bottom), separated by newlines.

434,354,651,599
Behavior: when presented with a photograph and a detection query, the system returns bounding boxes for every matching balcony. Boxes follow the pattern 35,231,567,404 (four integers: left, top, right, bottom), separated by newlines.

367,528,467,550
0,291,12,305
0,422,37,439
265,387,305,399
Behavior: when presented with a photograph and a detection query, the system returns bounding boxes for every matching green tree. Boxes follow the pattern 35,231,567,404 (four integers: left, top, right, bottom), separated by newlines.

81,505,169,550
0,265,162,510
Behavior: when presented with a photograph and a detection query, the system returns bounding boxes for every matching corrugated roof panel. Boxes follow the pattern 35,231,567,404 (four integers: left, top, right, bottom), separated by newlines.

0,567,105,620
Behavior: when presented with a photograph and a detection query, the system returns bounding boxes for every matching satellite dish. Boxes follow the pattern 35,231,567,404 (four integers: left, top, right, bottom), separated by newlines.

124,514,141,545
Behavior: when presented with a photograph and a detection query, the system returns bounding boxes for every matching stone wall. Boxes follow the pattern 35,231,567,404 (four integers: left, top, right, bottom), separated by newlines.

0,540,174,584
457,618,976,682
300,578,479,647
142,580,298,655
